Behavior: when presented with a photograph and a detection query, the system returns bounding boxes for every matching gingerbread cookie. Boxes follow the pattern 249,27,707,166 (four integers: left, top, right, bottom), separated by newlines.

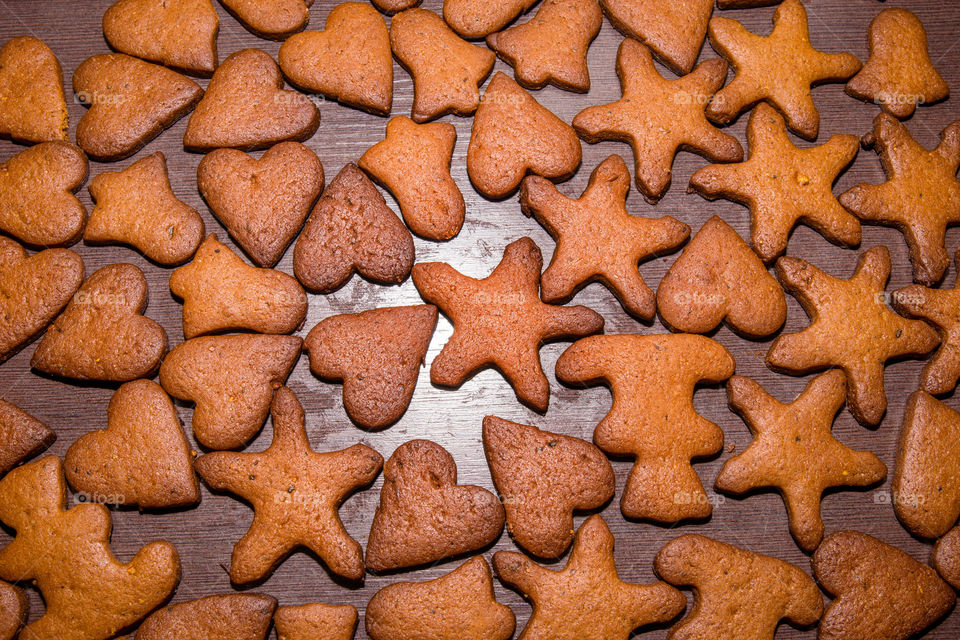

412,237,604,412
169,234,307,338
839,114,960,286
31,264,168,381
195,387,382,583
303,305,437,428
934,527,960,591
707,0,861,140
657,216,786,336
482,415,614,559
443,0,536,39
136,593,276,640
716,371,887,551
278,3,392,115
573,39,742,203
366,439,504,571
293,163,414,292
0,141,87,248
689,103,861,263
521,154,689,320
814,530,955,640
654,534,822,639
184,48,320,151
274,603,358,640
555,333,734,522
359,117,464,240
486,0,602,93
102,0,219,76
0,237,84,364
467,72,582,199
159,334,302,450
197,142,324,267
495,515,685,640
73,53,203,161
0,36,68,143
64,380,198,509
365,556,515,640
390,8,494,122
0,456,181,640
599,0,712,75
221,0,313,39
716,0,781,7
766,247,939,426
846,8,948,119
0,581,26,640
0,400,55,478
891,391,960,539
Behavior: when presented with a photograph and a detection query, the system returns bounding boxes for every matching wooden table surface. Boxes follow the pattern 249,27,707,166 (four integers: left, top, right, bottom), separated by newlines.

2,0,959,637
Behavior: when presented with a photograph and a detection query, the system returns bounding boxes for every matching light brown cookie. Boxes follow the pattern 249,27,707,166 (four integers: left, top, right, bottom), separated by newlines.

159,334,302,450
73,53,203,161
135,593,276,640
366,556,515,640
716,0,781,7
0,400,55,478
482,415,614,559
716,371,887,551
0,456,181,640
303,305,437,428
891,391,960,539
274,603,358,640
573,39,743,203
102,0,220,76
654,533,822,640
442,0,537,39
839,114,960,286
169,234,307,338
814,530,956,640
934,526,960,591
495,515,685,640
220,0,314,39
0,141,87,248
292,163,414,293
766,247,939,426
197,142,324,267
195,387,383,582
0,581,26,640
412,236,604,412
486,0,602,93
599,0,712,75
555,333,734,522
390,8,494,122
359,116,464,240
184,48,320,151
64,380,198,510
845,8,948,119
278,2,392,115
0,237,84,364
521,154,689,320
371,0,419,14
467,72,582,199
689,102,861,263
0,36,68,144
657,216,786,337
31,264,168,381
707,0,861,140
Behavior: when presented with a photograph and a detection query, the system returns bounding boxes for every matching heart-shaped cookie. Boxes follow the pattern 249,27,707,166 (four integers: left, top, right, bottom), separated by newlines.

366,439,505,571
221,0,313,39
0,400,56,478
0,237,84,364
103,0,220,76
184,48,320,151
73,53,203,161
0,36,68,144
197,142,324,267
64,379,198,509
31,263,168,381
0,142,87,248
278,2,392,115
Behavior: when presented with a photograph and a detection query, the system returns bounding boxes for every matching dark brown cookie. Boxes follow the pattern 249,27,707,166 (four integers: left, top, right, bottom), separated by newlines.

0,36,68,144
0,581,26,640
274,603,358,640
934,526,960,591
220,0,313,39
442,0,537,39
135,593,276,640
0,399,55,478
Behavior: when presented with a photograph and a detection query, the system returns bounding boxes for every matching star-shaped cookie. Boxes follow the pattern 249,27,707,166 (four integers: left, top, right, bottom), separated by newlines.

573,38,742,203
493,515,685,640
194,387,383,583
412,237,604,412
716,371,887,551
520,154,689,320
707,0,862,140
839,114,960,286
766,247,939,427
689,102,861,263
